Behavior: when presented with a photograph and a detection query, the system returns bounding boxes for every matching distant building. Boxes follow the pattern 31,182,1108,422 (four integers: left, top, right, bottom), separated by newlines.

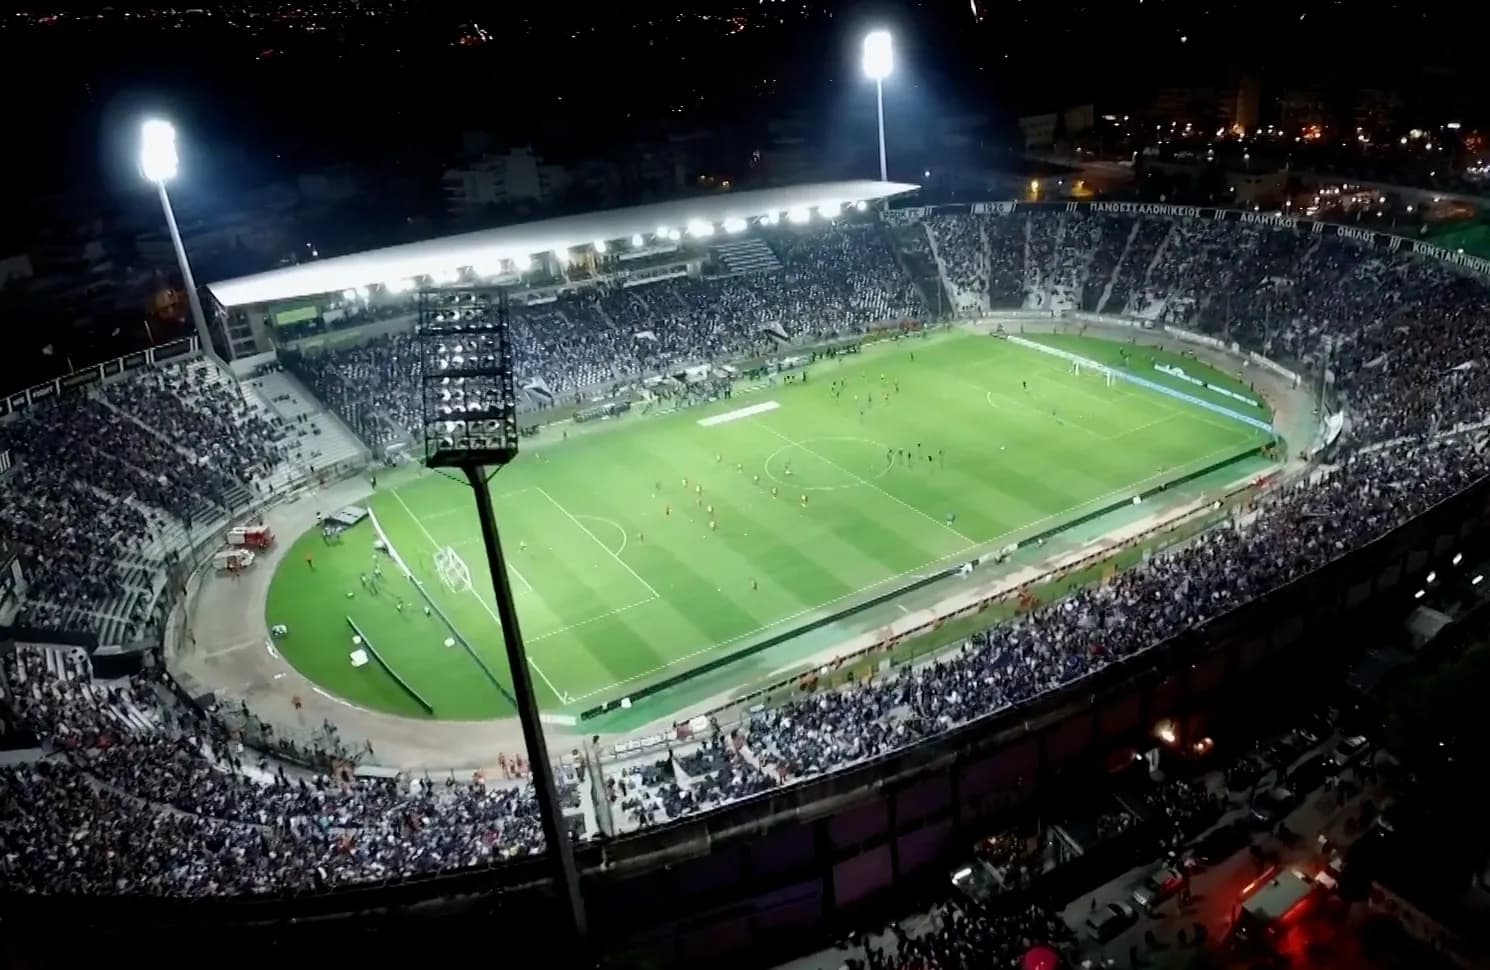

1280,88,1329,135
1232,74,1262,134
441,148,570,216
1150,88,1219,126
1018,105,1095,151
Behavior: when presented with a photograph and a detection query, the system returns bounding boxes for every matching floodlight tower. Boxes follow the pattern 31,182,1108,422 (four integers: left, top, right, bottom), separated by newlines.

862,30,894,182
414,287,588,952
139,119,215,359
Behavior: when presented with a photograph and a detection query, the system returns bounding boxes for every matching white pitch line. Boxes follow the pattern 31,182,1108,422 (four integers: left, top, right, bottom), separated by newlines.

391,487,535,594
535,487,660,599
574,513,629,557
526,596,659,644
389,489,566,702
757,423,977,546
568,439,1257,703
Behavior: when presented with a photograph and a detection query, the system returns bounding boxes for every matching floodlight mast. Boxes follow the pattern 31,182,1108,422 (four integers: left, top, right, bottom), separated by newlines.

139,119,216,361
415,287,588,955
862,30,893,182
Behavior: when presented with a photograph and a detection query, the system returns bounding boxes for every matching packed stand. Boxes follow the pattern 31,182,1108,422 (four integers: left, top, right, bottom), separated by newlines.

0,644,585,896
101,361,288,487
289,222,923,447
0,361,291,639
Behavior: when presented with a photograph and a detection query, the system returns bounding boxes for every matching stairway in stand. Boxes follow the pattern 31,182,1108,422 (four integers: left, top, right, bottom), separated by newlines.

712,238,783,276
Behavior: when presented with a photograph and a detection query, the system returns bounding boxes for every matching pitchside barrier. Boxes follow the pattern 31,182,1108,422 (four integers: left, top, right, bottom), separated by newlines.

1003,335,1276,435
344,615,434,715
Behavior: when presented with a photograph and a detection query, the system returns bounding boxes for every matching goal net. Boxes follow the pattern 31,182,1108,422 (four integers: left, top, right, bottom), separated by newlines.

434,546,472,594
1070,361,1117,387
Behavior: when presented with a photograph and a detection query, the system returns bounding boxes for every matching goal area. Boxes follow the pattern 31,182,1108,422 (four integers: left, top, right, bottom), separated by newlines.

434,546,472,594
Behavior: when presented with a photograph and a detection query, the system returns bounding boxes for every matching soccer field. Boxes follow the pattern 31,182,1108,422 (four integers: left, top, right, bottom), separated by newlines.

265,330,1273,720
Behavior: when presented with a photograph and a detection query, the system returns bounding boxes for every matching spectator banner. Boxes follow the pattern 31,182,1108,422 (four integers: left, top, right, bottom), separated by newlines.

1411,242,1490,277
1088,201,1204,219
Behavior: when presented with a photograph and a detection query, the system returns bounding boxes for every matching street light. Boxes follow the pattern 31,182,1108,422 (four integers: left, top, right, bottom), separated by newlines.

862,30,893,182
139,119,214,359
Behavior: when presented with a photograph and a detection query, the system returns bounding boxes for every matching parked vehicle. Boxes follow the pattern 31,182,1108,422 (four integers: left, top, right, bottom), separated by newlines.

1183,821,1252,870
1130,864,1188,912
1249,786,1301,827
1085,901,1138,942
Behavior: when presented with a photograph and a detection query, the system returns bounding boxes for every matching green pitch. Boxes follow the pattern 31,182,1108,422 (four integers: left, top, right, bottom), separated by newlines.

265,330,1273,720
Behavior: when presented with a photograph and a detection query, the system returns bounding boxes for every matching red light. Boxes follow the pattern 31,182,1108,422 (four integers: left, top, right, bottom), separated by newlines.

1239,865,1279,901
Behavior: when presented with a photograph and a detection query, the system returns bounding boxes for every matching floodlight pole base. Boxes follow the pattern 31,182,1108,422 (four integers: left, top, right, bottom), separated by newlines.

465,463,590,960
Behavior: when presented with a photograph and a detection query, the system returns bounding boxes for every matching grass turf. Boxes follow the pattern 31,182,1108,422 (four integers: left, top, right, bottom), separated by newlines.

264,330,1273,720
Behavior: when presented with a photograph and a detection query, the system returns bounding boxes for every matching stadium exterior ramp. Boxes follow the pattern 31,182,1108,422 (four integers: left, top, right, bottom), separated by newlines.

205,180,919,308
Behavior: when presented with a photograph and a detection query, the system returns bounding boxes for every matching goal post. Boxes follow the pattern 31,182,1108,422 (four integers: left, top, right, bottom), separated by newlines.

1070,361,1117,387
434,545,473,594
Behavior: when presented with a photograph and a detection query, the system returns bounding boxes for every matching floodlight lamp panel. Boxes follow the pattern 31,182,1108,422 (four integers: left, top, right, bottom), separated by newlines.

863,30,893,81
140,118,179,184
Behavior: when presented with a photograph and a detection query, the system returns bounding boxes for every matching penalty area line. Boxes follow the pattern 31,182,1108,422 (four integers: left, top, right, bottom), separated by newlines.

535,487,661,600
389,489,569,704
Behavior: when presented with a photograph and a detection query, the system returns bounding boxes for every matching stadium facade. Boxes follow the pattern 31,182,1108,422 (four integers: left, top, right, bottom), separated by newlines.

4,189,1490,963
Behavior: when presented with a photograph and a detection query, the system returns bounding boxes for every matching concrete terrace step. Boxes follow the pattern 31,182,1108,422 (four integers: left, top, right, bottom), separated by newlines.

712,237,783,276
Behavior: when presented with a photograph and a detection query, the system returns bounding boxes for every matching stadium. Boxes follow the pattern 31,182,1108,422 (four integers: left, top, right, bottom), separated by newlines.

4,180,1490,962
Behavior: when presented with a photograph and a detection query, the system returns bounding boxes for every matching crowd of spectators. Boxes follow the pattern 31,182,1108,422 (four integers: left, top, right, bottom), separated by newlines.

0,645,581,895
287,222,920,443
0,359,292,640
6,206,1490,904
843,901,1073,970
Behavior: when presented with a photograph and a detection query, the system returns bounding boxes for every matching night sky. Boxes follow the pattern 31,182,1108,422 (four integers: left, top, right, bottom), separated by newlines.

0,0,1478,214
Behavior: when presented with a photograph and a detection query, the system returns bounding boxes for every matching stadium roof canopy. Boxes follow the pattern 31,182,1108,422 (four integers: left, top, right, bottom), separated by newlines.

206,180,920,308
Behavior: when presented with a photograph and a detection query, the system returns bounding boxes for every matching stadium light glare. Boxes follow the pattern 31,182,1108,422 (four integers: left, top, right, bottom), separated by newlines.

593,239,607,254
510,254,533,272
631,233,644,247
787,206,811,225
354,286,369,302
862,29,893,81
855,200,869,212
139,119,179,184
862,30,893,180
687,218,714,238
552,247,570,267
819,200,841,219
341,288,358,301
763,211,781,226
723,216,748,234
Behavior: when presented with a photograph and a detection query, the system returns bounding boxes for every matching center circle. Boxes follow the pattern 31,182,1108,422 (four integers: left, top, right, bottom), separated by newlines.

762,436,894,492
